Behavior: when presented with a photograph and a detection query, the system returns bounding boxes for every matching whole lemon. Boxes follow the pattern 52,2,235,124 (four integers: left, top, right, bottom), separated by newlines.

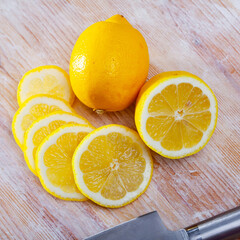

69,15,149,112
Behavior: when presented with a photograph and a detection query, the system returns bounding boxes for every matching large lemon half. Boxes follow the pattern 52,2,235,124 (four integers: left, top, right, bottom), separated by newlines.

135,71,218,159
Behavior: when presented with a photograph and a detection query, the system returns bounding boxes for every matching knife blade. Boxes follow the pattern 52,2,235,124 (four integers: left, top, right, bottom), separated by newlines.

85,207,240,240
85,211,189,240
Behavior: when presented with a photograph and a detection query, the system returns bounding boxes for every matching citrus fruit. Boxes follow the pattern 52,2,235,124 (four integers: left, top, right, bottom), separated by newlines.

72,124,153,208
70,14,149,112
17,65,75,105
36,124,95,201
12,95,74,149
24,111,92,175
135,71,218,159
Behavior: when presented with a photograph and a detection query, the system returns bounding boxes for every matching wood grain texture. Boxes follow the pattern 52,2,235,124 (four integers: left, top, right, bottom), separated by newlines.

0,0,240,239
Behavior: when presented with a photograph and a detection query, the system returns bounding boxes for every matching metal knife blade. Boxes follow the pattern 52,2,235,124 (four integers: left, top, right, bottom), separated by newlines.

85,211,189,240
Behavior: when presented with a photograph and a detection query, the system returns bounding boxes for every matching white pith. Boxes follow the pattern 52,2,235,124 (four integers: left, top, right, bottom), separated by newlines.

72,125,153,207
139,77,217,158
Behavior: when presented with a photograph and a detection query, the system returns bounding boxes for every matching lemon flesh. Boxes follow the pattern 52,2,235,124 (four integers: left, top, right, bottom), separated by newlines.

73,125,153,208
36,124,95,201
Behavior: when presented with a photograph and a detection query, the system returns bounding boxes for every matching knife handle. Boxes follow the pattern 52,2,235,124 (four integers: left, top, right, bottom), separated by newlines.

185,206,240,240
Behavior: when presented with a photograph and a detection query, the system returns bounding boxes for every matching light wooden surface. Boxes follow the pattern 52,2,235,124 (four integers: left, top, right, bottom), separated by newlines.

1,0,240,239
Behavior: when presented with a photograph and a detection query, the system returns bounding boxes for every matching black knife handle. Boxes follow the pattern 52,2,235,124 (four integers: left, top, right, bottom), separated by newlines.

186,206,240,240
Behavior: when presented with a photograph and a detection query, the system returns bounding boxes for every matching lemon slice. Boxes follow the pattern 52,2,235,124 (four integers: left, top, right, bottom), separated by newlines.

24,111,92,175
12,95,74,150
17,65,75,105
72,124,153,208
36,124,95,201
135,71,218,159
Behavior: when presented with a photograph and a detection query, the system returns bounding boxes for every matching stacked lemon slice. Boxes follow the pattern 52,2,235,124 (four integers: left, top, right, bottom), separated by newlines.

12,66,153,207
36,124,95,201
24,111,91,175
12,66,94,201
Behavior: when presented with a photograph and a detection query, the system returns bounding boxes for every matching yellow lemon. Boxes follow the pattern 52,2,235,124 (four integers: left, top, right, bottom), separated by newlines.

17,65,75,106
135,71,218,159
72,124,153,208
70,15,149,112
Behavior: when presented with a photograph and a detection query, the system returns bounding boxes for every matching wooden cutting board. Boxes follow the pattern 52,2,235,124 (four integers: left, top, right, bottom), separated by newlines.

1,0,239,239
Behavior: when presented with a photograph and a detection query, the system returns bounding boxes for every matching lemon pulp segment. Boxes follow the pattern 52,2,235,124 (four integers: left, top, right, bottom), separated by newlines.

80,132,146,200
21,104,62,131
146,83,211,150
44,132,88,193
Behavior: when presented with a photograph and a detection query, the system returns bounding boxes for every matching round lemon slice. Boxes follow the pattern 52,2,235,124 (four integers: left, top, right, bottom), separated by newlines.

36,124,95,201
135,71,218,159
24,111,92,175
17,65,75,106
72,124,153,208
12,95,74,150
